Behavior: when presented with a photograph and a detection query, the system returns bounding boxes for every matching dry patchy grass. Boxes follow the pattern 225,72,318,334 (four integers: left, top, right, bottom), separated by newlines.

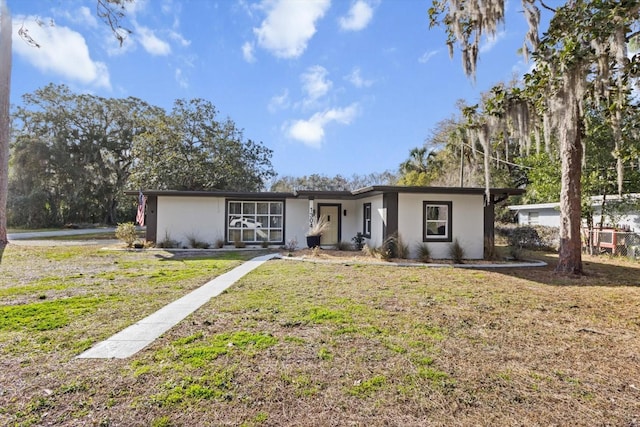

0,244,639,426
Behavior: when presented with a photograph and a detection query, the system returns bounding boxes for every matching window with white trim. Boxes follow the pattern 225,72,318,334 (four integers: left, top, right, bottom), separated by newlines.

423,201,452,242
228,201,283,243
363,203,372,238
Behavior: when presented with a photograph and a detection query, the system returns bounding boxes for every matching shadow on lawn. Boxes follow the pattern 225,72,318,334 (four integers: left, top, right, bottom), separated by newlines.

490,250,640,287
152,249,273,262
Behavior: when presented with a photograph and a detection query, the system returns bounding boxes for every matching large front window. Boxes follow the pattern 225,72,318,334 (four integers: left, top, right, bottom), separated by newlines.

423,201,452,242
228,201,283,243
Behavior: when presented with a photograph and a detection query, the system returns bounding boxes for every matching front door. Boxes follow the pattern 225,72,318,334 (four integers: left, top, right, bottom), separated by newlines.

319,204,340,246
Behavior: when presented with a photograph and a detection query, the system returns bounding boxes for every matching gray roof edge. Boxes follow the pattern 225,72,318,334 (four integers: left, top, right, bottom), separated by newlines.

126,186,524,199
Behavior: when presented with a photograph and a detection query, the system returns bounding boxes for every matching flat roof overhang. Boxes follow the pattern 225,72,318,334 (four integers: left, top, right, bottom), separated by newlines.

126,186,524,201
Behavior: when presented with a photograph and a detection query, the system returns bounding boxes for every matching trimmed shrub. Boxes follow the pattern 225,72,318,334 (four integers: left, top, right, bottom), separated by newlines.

416,243,431,263
496,224,559,251
186,234,210,249
352,232,366,251
449,239,465,264
157,232,181,249
115,222,138,248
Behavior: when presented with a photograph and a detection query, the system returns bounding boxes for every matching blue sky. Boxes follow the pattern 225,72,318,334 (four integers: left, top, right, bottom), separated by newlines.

7,0,538,179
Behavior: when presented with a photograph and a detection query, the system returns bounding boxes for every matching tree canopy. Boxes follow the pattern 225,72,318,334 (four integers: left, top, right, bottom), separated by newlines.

9,85,274,228
0,0,134,244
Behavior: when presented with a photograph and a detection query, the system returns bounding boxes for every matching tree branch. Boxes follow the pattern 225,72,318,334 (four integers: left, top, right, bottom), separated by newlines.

96,0,132,46
627,30,640,42
538,0,556,12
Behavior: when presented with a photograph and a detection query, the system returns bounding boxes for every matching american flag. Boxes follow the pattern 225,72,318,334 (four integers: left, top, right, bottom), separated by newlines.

136,190,147,226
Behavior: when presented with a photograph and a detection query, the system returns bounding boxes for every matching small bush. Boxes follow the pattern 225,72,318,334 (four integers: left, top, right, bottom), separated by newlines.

416,243,431,263
186,234,210,249
335,241,353,251
283,238,298,252
378,236,397,260
352,232,366,251
397,239,410,259
362,244,378,258
157,232,181,249
449,238,465,264
508,244,524,261
115,222,138,248
376,233,408,260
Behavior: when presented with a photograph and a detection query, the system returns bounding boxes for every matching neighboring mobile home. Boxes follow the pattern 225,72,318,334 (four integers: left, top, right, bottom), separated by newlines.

128,186,523,259
509,194,640,231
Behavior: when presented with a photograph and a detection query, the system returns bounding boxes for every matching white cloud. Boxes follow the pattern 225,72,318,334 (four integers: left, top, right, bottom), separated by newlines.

301,65,332,106
175,68,188,89
418,50,438,64
242,41,256,63
135,25,171,56
345,67,373,88
253,0,330,58
59,6,98,28
122,0,149,16
169,30,190,47
13,16,110,89
338,0,373,31
268,89,290,113
287,104,358,147
480,30,506,54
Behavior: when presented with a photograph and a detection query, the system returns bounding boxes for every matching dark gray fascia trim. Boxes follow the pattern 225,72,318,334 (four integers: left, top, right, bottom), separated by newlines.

126,186,525,200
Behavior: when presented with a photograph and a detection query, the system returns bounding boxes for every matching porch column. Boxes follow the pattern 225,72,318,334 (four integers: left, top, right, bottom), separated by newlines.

483,195,495,259
145,195,158,243
382,192,398,240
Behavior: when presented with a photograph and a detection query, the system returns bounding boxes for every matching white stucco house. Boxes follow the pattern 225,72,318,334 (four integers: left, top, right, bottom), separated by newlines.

509,194,640,231
129,186,523,259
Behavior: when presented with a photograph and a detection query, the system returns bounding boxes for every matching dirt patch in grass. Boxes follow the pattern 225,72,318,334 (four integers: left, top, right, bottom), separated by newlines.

1,244,639,426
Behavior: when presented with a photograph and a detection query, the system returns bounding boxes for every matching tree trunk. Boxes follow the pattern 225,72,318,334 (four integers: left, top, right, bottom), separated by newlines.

556,102,583,274
0,0,11,245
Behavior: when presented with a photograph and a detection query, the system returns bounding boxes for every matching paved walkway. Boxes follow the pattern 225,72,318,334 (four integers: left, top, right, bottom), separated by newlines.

76,253,279,359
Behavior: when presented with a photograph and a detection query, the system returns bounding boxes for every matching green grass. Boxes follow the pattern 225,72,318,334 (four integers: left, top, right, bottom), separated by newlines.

0,296,119,331
0,245,639,426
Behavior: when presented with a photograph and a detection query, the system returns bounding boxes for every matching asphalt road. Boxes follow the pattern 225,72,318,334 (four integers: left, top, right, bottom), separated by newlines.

7,228,119,246
7,228,117,240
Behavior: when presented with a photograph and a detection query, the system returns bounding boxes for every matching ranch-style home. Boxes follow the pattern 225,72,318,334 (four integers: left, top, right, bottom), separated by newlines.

128,186,523,259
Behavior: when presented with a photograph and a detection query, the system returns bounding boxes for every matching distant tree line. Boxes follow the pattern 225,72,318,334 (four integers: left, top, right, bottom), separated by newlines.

269,171,397,192
9,84,275,228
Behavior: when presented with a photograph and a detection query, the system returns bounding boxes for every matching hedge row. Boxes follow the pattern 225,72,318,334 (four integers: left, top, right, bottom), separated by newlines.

496,224,560,251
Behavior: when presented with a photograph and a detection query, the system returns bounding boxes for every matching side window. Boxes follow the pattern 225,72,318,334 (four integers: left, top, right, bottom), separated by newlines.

423,201,452,242
363,203,372,238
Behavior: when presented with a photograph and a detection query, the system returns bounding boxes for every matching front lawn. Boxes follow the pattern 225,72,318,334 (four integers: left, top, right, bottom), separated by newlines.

0,245,638,426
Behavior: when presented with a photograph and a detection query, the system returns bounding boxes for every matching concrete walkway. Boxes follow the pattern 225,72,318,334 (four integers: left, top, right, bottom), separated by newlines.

77,253,279,359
